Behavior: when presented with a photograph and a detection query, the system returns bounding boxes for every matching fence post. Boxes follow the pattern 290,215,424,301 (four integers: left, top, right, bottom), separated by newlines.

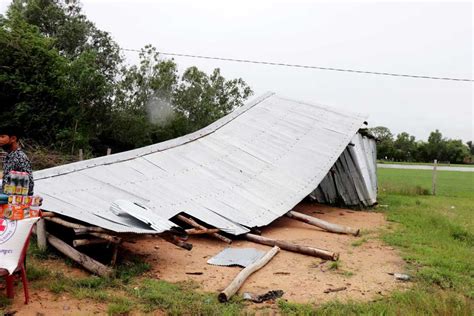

106,148,112,156
432,159,437,195
79,149,83,161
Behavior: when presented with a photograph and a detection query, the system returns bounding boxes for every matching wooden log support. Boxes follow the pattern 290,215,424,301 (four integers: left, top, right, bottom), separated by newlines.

177,214,232,244
73,227,111,234
245,233,339,261
47,233,112,277
286,210,360,236
185,228,220,235
36,219,48,251
73,238,111,247
218,246,280,303
160,232,193,250
88,232,121,244
45,216,109,233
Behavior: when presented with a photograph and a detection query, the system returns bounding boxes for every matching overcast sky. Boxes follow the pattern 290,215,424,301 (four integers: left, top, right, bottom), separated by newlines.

1,0,472,142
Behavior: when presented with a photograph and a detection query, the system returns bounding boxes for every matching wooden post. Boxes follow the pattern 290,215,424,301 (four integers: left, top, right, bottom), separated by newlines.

47,233,112,277
110,243,119,266
177,214,232,244
106,148,112,156
245,233,339,261
36,219,48,251
218,246,280,302
432,159,437,195
286,211,360,236
79,149,83,161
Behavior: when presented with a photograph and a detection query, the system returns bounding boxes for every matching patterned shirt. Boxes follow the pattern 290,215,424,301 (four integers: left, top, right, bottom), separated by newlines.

2,149,34,195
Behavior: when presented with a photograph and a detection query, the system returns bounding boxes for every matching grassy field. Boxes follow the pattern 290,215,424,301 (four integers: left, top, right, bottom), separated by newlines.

281,169,473,315
1,168,473,315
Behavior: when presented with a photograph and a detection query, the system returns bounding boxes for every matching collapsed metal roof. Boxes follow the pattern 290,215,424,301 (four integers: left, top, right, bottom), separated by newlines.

34,93,369,235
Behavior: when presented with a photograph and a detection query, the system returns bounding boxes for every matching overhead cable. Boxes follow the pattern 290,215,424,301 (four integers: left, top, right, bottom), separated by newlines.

121,48,473,82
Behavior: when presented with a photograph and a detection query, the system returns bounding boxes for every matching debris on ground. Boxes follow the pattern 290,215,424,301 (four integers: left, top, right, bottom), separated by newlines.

389,273,411,281
207,248,265,268
243,290,285,303
324,286,347,293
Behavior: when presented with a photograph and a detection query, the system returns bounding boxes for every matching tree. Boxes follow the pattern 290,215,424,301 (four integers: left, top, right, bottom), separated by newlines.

0,15,69,143
393,132,417,161
444,140,470,164
8,0,121,80
368,126,394,160
467,141,474,155
426,129,445,161
173,66,253,131
2,0,121,153
110,45,253,150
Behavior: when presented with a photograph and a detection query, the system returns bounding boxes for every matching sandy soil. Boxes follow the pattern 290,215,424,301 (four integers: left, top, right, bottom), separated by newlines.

5,202,408,314
125,202,408,304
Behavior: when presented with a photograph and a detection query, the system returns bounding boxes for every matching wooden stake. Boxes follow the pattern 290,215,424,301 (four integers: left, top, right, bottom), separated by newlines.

245,233,339,261
286,211,360,236
79,149,84,161
36,219,48,251
432,159,437,195
177,214,232,244
47,233,112,277
218,246,280,302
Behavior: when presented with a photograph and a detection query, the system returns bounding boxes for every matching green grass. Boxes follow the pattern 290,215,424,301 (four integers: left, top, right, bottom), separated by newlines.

378,168,474,198
277,169,473,315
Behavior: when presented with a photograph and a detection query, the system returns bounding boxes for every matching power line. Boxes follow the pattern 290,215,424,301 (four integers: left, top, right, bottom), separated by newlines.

121,48,473,82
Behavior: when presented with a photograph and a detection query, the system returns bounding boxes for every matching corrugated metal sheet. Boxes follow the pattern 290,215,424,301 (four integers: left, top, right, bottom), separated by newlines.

309,133,377,207
34,93,369,234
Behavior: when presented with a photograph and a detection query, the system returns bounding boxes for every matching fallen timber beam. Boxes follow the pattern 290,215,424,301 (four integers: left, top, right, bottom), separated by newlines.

47,233,113,277
245,233,339,261
219,246,280,303
160,232,193,250
177,214,232,244
186,228,220,235
73,238,112,247
286,210,360,236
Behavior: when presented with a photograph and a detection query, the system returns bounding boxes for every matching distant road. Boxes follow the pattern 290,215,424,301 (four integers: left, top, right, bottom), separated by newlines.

377,164,474,172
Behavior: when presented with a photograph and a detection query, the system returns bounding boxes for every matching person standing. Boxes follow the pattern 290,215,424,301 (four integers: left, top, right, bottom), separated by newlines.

0,124,34,195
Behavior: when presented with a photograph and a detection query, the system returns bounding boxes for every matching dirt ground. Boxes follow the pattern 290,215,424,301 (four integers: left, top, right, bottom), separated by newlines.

125,203,408,304
6,202,408,315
